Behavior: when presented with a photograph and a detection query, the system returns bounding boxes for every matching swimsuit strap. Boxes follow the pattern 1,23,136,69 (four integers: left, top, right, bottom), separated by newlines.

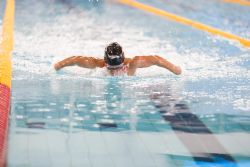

106,64,129,76
121,64,128,72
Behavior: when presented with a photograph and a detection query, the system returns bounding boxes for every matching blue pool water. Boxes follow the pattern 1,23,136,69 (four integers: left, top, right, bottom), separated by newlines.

2,0,250,166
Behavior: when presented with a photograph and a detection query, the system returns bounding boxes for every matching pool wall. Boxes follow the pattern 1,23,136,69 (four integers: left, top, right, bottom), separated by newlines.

0,0,14,166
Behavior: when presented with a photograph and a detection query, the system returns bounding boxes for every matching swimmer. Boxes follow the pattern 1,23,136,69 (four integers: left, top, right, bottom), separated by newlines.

54,42,182,76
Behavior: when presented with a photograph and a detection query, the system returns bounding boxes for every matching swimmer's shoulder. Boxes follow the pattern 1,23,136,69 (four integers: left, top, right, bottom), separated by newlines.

124,58,133,65
94,58,105,68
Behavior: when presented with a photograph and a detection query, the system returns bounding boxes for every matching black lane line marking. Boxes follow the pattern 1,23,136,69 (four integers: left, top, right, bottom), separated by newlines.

26,122,45,129
151,93,235,163
98,122,118,129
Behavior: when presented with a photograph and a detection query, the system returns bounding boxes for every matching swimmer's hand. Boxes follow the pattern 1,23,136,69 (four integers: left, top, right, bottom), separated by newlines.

54,62,62,71
174,66,182,75
54,56,78,70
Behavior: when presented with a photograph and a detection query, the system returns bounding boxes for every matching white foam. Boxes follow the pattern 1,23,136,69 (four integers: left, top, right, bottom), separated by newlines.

233,99,250,112
13,3,183,78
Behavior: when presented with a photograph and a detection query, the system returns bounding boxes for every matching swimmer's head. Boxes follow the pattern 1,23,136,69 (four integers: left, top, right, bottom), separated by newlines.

104,42,125,69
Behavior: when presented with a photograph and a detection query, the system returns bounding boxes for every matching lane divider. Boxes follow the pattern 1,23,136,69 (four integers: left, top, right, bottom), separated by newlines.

0,0,15,166
223,0,250,7
117,0,250,47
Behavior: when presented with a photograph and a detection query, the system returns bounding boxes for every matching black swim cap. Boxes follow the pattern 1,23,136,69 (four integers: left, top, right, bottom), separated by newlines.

104,42,125,68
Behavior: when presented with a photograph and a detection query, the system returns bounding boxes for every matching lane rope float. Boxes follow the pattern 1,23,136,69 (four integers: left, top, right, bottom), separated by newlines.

0,0,15,166
223,0,250,7
117,0,250,47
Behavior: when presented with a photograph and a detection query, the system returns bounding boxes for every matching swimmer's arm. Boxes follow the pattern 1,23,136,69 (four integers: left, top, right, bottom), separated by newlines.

128,55,182,75
54,56,105,70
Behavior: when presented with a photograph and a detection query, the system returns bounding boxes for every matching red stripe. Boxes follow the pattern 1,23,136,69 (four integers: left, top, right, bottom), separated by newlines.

0,84,10,167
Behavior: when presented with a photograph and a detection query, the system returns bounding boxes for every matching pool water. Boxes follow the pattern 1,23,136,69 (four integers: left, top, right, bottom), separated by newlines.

4,0,250,166
8,77,250,166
